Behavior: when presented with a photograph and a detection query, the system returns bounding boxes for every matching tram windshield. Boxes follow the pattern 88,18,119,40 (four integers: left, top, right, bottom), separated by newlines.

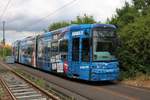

92,28,117,61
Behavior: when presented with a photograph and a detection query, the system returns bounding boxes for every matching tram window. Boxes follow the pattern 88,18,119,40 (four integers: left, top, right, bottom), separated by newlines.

21,46,26,56
82,38,90,62
51,42,58,56
27,46,33,57
38,39,45,58
41,41,51,59
59,40,68,61
51,42,58,51
72,38,79,61
59,40,68,52
46,41,51,58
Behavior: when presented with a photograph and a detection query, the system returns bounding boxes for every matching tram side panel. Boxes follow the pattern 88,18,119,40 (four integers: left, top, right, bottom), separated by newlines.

36,34,52,71
19,37,36,67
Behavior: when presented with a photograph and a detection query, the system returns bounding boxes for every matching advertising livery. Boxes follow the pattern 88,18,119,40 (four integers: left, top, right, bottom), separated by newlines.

13,24,119,81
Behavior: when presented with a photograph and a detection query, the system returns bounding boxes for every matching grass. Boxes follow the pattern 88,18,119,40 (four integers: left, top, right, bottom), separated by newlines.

119,69,150,81
0,46,12,63
134,72,150,81
0,83,4,99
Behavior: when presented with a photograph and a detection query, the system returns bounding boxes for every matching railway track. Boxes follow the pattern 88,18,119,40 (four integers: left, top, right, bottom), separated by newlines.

0,62,59,100
1,61,150,100
13,63,150,100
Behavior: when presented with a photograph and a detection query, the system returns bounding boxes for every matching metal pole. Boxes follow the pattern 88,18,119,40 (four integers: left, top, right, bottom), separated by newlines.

2,21,5,60
3,21,5,46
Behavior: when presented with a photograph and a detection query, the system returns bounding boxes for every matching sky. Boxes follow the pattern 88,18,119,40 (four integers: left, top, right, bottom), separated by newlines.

0,0,131,44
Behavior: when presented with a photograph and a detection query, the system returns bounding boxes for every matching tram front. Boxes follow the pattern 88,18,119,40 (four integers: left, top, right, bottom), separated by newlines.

90,24,119,81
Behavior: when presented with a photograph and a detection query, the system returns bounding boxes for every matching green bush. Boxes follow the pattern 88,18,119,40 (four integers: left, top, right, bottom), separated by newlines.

0,46,12,59
117,14,150,77
108,0,150,79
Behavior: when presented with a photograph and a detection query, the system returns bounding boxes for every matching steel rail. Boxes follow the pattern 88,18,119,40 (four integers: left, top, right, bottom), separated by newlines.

0,77,16,100
0,61,59,100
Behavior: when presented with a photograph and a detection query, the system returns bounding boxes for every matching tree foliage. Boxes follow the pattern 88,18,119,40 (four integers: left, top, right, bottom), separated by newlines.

48,21,70,31
110,2,139,29
118,14,150,76
108,0,150,77
0,44,12,59
48,14,96,31
71,14,96,24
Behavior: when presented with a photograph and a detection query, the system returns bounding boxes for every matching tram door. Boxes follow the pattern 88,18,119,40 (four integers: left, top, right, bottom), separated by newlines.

72,37,80,77
72,36,90,77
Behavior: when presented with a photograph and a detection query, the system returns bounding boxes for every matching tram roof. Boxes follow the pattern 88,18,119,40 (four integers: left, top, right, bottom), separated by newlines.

43,24,116,36
17,24,116,42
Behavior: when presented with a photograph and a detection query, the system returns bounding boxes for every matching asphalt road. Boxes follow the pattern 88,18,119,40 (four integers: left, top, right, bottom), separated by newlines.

1,62,150,100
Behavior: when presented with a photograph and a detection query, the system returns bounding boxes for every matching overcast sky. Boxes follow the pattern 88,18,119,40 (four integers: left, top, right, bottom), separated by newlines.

0,0,131,44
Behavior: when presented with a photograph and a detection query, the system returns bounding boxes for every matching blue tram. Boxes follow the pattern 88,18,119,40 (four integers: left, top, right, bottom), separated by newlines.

13,24,119,81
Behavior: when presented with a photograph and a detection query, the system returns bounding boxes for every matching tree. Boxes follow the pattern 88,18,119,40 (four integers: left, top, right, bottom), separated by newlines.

118,14,150,74
108,0,150,78
48,14,97,31
109,2,139,29
48,21,70,31
133,0,150,15
71,14,96,24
